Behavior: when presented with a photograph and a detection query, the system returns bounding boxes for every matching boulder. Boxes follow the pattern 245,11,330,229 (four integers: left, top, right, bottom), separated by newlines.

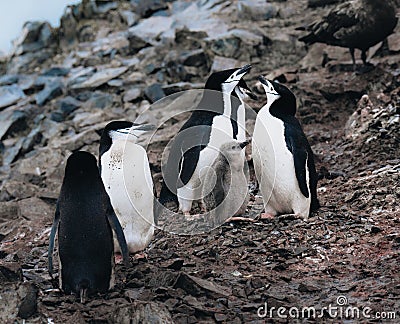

0,107,28,140
237,0,278,21
71,66,128,89
12,21,54,55
0,85,26,110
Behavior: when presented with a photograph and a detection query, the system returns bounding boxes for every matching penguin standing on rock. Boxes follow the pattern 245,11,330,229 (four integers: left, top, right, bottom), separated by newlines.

99,121,155,254
252,77,319,220
202,140,250,226
158,65,253,216
48,151,129,303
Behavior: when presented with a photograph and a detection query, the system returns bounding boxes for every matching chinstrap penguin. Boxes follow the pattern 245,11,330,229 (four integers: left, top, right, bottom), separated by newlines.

48,151,129,303
99,121,155,254
252,77,319,220
158,65,253,216
202,140,250,226
297,0,398,68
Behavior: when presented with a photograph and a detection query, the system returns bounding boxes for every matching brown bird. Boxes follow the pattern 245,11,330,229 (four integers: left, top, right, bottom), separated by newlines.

298,0,398,68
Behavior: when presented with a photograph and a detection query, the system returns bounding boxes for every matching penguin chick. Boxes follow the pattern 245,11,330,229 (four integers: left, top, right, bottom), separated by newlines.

202,140,249,227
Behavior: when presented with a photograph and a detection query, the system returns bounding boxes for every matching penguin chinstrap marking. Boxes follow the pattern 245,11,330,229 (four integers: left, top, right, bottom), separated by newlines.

99,121,155,254
252,77,319,220
158,65,253,216
202,140,250,227
48,151,129,302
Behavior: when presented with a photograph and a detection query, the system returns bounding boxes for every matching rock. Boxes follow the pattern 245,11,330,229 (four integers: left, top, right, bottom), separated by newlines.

71,66,128,89
12,21,54,55
128,16,174,44
387,32,400,52
95,1,118,14
144,83,165,103
211,56,242,72
3,138,24,165
174,273,232,298
0,85,26,110
41,67,70,77
18,197,53,222
133,0,168,18
68,66,96,87
120,10,139,27
237,0,278,21
162,82,203,95
123,88,142,102
308,0,344,8
57,96,82,115
85,91,114,109
0,107,27,140
0,264,22,283
109,301,174,323
0,181,39,201
207,29,263,60
0,75,19,86
59,6,79,46
35,80,64,106
17,283,38,319
127,33,152,54
180,49,208,67
6,50,53,74
175,28,208,49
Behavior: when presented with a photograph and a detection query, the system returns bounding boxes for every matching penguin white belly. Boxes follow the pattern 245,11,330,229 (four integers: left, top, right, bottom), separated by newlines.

177,114,234,212
237,103,246,142
101,141,154,253
252,110,310,217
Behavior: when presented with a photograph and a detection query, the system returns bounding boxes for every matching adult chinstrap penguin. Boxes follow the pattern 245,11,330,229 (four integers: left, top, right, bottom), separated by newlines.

99,121,155,254
252,77,319,220
158,65,253,216
297,0,398,68
48,151,129,303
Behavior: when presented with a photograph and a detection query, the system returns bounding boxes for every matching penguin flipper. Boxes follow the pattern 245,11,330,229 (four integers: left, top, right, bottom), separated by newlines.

292,147,310,198
106,203,130,266
48,202,61,276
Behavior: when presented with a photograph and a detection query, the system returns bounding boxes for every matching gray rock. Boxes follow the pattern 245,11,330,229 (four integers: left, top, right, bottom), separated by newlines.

21,127,42,154
12,21,54,55
120,10,139,27
162,82,203,95
0,75,19,86
95,1,118,14
128,16,174,44
67,66,96,87
3,138,24,165
127,33,152,54
6,50,53,74
0,108,27,140
109,301,174,323
57,96,82,115
133,0,168,18
211,56,241,72
144,83,165,103
123,88,142,102
35,80,64,106
71,66,128,89
0,85,26,110
237,0,278,21
107,79,124,87
175,28,208,49
41,67,70,77
17,283,38,319
180,49,208,67
86,91,114,109
59,7,78,46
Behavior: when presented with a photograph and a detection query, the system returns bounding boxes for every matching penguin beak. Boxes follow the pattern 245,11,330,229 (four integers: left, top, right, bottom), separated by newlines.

258,75,269,86
239,141,249,149
237,64,252,76
238,79,258,100
116,124,155,136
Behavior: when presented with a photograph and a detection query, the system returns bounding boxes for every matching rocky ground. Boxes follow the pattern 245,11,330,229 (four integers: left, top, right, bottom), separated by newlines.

0,0,399,322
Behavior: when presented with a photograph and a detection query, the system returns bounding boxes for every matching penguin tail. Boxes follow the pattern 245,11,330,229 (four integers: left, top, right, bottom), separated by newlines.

158,182,178,206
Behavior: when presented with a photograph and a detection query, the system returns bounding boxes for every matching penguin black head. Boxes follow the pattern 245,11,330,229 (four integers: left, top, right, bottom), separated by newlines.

258,76,296,116
65,151,98,179
205,65,252,95
99,121,155,157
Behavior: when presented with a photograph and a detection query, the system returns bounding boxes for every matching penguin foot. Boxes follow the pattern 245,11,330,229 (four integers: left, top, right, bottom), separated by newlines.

133,252,147,260
185,213,202,221
114,253,124,264
259,212,275,219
